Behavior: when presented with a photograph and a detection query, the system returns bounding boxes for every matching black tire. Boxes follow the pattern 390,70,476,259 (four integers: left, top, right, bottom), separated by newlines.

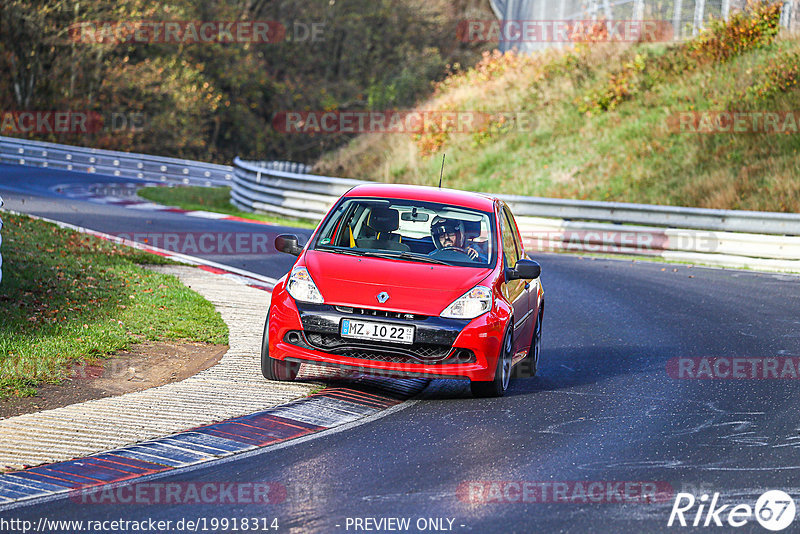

471,326,513,398
261,314,300,381
519,303,543,378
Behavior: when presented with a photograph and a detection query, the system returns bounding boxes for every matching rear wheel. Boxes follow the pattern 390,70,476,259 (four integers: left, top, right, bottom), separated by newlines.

261,315,299,381
471,326,513,398
521,304,543,378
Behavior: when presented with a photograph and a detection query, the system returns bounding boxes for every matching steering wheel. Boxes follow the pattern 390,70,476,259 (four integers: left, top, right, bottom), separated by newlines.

431,246,481,262
439,245,469,254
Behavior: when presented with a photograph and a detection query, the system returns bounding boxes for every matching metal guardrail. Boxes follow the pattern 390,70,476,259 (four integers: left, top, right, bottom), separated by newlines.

516,216,800,268
233,157,800,236
231,157,362,219
501,195,800,235
232,157,800,272
0,136,234,187
1,136,797,273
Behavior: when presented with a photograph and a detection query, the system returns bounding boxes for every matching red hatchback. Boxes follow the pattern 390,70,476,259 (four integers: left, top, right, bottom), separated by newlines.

262,184,544,397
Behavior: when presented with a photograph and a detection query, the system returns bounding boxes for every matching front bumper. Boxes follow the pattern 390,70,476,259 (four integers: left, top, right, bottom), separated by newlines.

268,289,506,381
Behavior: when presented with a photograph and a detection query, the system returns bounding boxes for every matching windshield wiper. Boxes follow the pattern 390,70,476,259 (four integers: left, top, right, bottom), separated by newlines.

361,250,450,265
316,246,366,256
316,247,450,265
397,251,450,265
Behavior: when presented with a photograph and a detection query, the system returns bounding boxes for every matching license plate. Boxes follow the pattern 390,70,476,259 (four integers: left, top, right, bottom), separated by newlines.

340,319,415,344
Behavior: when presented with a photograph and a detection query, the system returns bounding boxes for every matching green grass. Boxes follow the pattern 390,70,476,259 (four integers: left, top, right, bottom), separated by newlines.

315,5,800,213
0,214,229,398
137,186,318,229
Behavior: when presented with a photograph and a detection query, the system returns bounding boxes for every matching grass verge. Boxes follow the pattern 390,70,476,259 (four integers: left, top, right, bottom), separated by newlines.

137,186,318,229
0,213,229,398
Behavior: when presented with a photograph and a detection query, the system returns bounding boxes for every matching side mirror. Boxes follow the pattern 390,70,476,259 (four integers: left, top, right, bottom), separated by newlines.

508,259,541,280
275,234,303,256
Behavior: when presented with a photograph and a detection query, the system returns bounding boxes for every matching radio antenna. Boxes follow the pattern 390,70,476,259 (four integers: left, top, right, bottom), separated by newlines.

438,153,446,189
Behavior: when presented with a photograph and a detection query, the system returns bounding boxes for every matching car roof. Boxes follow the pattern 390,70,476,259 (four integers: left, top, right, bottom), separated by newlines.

343,183,498,212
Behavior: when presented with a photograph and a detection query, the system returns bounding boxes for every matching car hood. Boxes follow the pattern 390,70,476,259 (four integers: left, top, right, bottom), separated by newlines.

304,250,491,316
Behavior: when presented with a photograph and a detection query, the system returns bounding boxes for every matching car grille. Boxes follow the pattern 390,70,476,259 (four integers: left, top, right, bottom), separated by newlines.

284,330,475,365
334,306,427,321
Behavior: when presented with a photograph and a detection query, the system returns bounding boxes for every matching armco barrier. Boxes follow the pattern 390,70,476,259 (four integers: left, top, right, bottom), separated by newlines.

502,194,800,235
0,136,234,186
232,158,800,237
232,158,800,273
231,157,361,219
516,217,800,272
1,136,798,273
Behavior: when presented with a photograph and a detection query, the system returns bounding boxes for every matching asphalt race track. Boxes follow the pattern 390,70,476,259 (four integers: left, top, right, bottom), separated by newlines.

0,164,307,280
2,164,800,533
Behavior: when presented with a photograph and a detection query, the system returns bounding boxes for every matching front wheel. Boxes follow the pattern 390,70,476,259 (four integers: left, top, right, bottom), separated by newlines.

261,314,299,381
471,326,513,398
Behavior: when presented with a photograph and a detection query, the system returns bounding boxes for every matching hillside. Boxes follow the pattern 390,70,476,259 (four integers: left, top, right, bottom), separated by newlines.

315,2,800,212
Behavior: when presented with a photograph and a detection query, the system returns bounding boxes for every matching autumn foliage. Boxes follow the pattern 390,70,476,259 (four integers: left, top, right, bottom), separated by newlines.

0,0,492,164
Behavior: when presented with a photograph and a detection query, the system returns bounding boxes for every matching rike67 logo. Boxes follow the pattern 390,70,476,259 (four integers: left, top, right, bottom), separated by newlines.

668,490,796,531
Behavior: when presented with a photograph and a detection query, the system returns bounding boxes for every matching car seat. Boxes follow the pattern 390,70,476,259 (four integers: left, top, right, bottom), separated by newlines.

355,206,410,252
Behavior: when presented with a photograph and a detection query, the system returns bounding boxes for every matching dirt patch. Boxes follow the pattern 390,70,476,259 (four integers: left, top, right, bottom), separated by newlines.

0,341,227,419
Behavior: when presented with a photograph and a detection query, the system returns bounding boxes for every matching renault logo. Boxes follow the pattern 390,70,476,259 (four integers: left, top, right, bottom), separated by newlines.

376,291,390,303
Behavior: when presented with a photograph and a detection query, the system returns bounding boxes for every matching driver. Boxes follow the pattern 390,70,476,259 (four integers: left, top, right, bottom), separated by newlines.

430,217,482,260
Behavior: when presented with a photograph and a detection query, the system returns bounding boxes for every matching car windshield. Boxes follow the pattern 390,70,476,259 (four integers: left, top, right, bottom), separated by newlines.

314,197,496,268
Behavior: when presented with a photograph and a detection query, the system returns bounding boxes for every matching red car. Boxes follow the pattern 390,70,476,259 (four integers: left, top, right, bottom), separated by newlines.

262,184,543,397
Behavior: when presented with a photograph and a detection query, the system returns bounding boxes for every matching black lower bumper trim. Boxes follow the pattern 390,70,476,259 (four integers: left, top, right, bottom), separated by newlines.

284,357,470,380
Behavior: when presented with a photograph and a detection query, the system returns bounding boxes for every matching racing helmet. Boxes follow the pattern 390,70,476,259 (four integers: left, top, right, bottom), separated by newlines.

431,216,466,249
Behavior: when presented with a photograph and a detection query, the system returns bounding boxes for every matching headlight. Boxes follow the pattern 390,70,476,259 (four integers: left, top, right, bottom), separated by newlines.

286,267,324,304
441,286,492,319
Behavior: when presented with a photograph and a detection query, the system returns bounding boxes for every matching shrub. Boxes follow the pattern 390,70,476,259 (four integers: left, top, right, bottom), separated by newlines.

579,0,783,114
743,51,800,102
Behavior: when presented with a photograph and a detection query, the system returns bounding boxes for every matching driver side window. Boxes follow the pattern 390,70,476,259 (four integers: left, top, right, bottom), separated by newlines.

500,209,520,268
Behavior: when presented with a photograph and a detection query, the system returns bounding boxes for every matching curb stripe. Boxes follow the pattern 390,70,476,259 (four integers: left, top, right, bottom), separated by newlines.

317,390,398,409
51,182,279,228
1,475,66,493
8,476,83,489
93,454,167,473
0,383,427,506
155,433,253,454
80,458,150,476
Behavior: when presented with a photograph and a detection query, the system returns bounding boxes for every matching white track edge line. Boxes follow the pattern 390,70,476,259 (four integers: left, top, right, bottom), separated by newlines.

0,208,279,287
